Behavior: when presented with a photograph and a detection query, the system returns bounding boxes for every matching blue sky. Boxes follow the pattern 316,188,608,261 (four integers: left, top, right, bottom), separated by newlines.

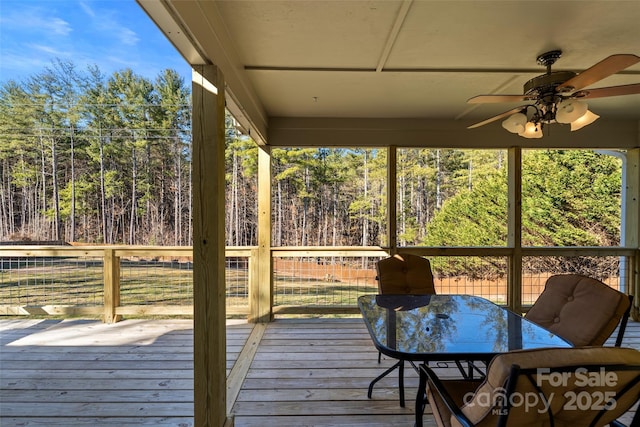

0,0,190,83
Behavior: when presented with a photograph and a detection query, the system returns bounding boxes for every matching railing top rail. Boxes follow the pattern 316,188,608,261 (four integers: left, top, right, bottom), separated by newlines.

0,245,635,258
271,246,637,257
0,247,107,256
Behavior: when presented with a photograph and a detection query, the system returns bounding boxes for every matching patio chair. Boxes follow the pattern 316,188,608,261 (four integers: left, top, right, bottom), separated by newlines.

525,274,633,347
421,346,640,427
368,253,435,407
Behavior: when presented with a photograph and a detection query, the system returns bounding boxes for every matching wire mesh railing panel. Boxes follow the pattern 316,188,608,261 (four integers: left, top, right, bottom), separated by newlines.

0,257,103,307
273,255,512,306
273,256,380,306
521,255,626,306
226,257,249,307
118,256,249,308
119,258,194,306
429,256,509,304
0,253,250,313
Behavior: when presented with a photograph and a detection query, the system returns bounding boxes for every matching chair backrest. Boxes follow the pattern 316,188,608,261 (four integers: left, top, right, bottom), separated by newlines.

525,274,632,347
458,347,640,427
375,253,435,294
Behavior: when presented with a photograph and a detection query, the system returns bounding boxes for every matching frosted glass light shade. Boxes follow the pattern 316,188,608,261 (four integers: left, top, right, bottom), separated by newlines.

519,122,543,138
556,100,588,123
502,113,527,133
570,110,600,131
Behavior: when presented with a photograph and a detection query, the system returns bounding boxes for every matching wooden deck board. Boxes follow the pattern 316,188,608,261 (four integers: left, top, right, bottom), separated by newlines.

0,318,638,426
231,318,426,427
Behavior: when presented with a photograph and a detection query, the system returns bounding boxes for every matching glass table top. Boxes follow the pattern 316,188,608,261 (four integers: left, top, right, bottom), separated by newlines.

358,294,571,361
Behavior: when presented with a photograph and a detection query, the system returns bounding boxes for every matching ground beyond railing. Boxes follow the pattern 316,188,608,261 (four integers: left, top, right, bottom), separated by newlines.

0,245,638,322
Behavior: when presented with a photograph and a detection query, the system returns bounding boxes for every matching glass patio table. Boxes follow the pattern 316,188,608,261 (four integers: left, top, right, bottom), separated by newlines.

357,294,572,426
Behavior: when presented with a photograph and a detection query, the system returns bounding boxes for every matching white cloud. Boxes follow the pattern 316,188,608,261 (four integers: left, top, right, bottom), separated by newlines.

77,3,140,46
78,1,96,18
117,27,140,46
48,17,73,36
27,43,70,57
105,55,135,67
0,50,52,80
0,8,72,36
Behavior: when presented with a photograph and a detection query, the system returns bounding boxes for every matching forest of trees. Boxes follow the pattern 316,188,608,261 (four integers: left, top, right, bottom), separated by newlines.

0,60,623,249
0,60,191,245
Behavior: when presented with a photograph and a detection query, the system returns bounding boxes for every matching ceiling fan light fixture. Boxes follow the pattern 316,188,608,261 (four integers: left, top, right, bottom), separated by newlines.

518,121,543,139
467,52,640,138
555,100,588,123
570,110,600,131
502,112,527,134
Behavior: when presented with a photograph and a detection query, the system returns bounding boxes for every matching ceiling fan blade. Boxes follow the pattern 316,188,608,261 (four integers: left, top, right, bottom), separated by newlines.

557,54,640,92
467,107,525,129
467,94,532,104
572,83,640,99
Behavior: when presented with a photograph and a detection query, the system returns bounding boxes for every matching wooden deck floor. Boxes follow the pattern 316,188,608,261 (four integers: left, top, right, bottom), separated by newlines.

1,317,639,426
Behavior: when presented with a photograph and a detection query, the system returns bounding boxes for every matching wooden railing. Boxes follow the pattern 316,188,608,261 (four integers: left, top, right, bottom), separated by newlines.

268,246,639,318
0,245,638,322
0,245,250,322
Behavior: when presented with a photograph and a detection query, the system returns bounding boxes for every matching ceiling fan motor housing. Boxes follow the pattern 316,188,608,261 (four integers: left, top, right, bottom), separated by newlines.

523,71,578,97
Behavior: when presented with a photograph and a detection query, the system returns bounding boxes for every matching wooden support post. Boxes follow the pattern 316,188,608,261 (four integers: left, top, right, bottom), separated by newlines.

192,65,230,427
507,147,522,313
103,248,121,323
253,145,273,323
626,148,639,320
387,146,397,253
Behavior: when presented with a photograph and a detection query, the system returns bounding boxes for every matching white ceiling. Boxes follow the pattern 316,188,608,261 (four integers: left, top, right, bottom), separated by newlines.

138,0,640,145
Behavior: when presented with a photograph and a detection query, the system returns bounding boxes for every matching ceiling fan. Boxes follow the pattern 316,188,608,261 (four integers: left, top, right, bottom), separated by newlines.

467,50,640,138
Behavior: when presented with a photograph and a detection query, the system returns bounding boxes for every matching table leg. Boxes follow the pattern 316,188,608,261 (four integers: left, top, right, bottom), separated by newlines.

415,363,427,427
367,360,403,401
398,360,405,407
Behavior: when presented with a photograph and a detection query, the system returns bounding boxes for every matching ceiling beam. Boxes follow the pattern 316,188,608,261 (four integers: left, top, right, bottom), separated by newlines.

375,0,413,73
268,117,640,149
243,66,640,75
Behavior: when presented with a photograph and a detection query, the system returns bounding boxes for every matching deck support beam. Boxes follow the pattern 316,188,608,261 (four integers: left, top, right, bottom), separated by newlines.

192,64,230,427
507,147,522,313
253,145,273,322
626,148,639,320
387,146,397,253
103,248,121,323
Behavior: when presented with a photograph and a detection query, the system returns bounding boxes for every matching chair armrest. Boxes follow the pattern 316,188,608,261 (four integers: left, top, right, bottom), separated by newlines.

421,365,475,427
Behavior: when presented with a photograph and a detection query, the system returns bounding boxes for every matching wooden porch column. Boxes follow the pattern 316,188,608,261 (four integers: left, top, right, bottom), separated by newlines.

387,146,397,253
192,65,230,427
507,147,522,313
626,148,639,319
252,145,273,323
103,248,121,323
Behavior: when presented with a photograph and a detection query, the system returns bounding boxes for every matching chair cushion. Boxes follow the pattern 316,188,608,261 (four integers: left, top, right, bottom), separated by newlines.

376,253,435,294
455,347,640,427
525,274,630,346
